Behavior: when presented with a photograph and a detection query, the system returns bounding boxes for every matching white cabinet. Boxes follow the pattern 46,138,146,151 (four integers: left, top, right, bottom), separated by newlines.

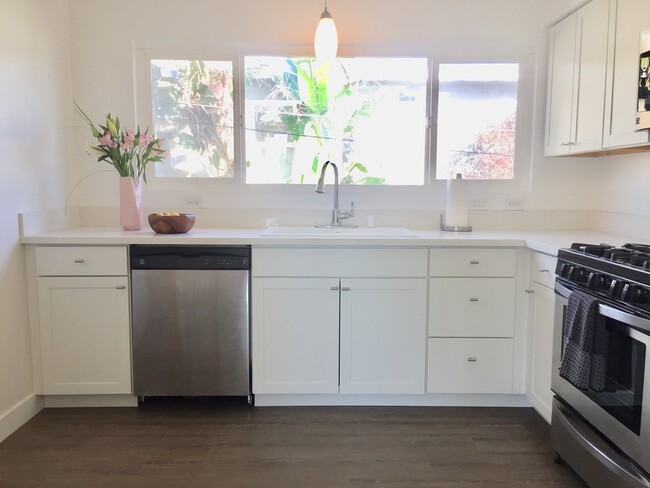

251,248,428,396
603,0,650,149
34,246,131,395
526,251,558,423
545,0,610,156
251,278,340,394
340,279,426,394
427,248,517,394
427,338,514,394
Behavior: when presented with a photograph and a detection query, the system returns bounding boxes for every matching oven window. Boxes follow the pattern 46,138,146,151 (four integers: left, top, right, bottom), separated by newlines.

583,320,646,436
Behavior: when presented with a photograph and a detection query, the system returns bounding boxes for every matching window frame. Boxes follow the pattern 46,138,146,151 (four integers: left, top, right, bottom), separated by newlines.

134,41,534,193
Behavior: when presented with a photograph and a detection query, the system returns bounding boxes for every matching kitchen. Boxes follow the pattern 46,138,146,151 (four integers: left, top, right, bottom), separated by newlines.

3,0,650,486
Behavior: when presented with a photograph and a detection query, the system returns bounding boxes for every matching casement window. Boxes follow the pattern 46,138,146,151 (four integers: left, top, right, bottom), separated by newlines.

136,45,529,187
435,63,519,180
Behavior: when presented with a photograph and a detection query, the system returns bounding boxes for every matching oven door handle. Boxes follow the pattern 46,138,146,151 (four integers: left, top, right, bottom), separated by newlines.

555,282,650,336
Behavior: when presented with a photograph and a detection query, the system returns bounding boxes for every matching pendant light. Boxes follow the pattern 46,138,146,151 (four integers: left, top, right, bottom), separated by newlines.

314,0,338,60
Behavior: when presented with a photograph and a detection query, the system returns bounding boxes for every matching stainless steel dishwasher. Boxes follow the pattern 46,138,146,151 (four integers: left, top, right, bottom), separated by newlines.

130,245,251,403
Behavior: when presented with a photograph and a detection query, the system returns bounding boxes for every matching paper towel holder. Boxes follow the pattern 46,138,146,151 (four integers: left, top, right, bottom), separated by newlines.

440,213,472,232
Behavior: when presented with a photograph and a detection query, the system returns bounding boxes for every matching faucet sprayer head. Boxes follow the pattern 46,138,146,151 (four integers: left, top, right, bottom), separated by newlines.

315,160,334,193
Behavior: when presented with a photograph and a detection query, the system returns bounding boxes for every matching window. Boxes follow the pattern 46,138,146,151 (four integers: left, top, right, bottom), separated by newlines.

244,56,429,185
138,46,530,189
150,59,234,178
436,63,519,180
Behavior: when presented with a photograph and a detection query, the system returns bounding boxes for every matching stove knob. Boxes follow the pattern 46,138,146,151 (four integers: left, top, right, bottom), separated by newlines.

608,279,621,298
559,263,570,278
568,266,579,280
622,283,636,302
586,272,599,289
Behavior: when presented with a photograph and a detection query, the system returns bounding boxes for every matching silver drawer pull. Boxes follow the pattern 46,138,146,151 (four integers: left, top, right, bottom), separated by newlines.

537,268,550,273
115,285,126,290
525,289,534,294
74,259,85,264
470,260,480,265
469,297,479,302
330,286,339,291
467,357,478,362
342,287,351,292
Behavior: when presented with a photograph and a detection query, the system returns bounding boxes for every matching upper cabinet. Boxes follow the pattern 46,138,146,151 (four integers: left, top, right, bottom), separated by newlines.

545,0,650,156
545,0,610,156
603,0,650,149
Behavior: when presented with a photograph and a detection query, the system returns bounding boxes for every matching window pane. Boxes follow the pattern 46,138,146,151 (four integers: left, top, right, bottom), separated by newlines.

436,63,518,180
244,56,428,185
151,59,234,178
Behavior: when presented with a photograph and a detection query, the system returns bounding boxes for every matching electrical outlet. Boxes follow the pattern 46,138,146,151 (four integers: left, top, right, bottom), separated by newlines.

470,198,489,210
183,195,203,209
506,198,525,210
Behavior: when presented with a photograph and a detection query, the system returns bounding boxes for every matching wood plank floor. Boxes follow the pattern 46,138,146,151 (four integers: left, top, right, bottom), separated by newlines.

0,399,587,487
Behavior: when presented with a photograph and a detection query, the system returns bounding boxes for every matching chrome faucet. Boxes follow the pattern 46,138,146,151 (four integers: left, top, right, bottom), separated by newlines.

315,161,356,228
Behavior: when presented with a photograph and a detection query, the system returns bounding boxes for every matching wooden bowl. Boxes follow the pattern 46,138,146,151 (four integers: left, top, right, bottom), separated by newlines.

148,213,196,234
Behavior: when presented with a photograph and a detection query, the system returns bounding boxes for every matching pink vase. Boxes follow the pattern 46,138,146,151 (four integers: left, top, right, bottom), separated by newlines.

119,176,144,231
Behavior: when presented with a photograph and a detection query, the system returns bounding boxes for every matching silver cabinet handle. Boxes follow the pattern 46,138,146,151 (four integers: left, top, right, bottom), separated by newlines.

342,287,351,292
525,289,534,294
537,268,550,273
467,357,477,362
74,259,85,263
330,286,339,291
560,142,575,146
469,297,479,302
470,260,480,265
115,285,126,290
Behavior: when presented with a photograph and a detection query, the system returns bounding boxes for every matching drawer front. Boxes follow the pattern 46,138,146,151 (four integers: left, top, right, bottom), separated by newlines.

428,278,515,337
429,248,516,277
35,246,128,276
427,338,513,394
252,248,428,278
531,252,556,288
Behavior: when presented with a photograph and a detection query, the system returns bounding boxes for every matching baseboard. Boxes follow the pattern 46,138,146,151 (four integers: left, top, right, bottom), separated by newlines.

254,393,531,407
0,394,44,443
42,395,138,408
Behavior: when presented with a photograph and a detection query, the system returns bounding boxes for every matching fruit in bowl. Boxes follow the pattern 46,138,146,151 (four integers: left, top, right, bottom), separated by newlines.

148,213,195,234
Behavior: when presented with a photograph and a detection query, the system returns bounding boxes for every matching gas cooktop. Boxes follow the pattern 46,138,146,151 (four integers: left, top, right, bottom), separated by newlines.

557,242,650,313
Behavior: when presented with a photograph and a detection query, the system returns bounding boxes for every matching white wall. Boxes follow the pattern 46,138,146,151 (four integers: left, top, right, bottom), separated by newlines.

0,0,72,437
65,0,611,221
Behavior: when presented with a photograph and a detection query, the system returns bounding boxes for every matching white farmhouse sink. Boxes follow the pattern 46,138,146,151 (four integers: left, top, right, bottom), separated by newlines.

260,226,420,238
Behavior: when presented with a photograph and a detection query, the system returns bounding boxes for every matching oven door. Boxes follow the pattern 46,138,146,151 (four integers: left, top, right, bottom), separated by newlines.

552,281,650,474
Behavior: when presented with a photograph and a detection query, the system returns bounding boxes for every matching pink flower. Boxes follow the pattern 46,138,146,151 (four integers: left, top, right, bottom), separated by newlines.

138,133,154,148
97,131,114,147
120,140,133,151
123,129,135,144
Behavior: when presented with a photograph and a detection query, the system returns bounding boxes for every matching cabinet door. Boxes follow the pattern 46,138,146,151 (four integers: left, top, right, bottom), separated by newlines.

545,11,577,156
252,278,340,394
571,0,610,153
37,277,131,395
528,282,556,423
603,0,650,148
339,279,427,394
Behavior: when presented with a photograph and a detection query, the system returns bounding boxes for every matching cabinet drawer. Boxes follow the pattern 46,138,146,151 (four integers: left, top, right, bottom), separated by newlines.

427,338,513,394
429,249,516,277
252,248,428,278
429,278,515,337
530,252,556,288
35,246,128,276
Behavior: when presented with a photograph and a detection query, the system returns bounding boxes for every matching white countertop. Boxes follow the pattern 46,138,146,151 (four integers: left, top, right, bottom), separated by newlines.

19,226,646,256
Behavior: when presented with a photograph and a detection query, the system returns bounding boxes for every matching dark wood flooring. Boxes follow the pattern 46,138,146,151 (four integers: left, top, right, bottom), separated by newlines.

0,399,587,487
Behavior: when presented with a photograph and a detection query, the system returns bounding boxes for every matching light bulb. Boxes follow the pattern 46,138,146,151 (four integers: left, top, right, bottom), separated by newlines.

315,7,338,60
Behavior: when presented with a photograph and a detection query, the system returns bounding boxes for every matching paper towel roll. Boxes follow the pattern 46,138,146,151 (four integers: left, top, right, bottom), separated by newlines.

445,173,469,228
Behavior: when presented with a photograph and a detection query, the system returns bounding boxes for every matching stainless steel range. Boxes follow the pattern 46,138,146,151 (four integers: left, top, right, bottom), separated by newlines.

552,243,650,488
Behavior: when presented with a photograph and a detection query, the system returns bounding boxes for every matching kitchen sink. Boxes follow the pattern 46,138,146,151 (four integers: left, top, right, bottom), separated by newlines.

260,226,420,238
